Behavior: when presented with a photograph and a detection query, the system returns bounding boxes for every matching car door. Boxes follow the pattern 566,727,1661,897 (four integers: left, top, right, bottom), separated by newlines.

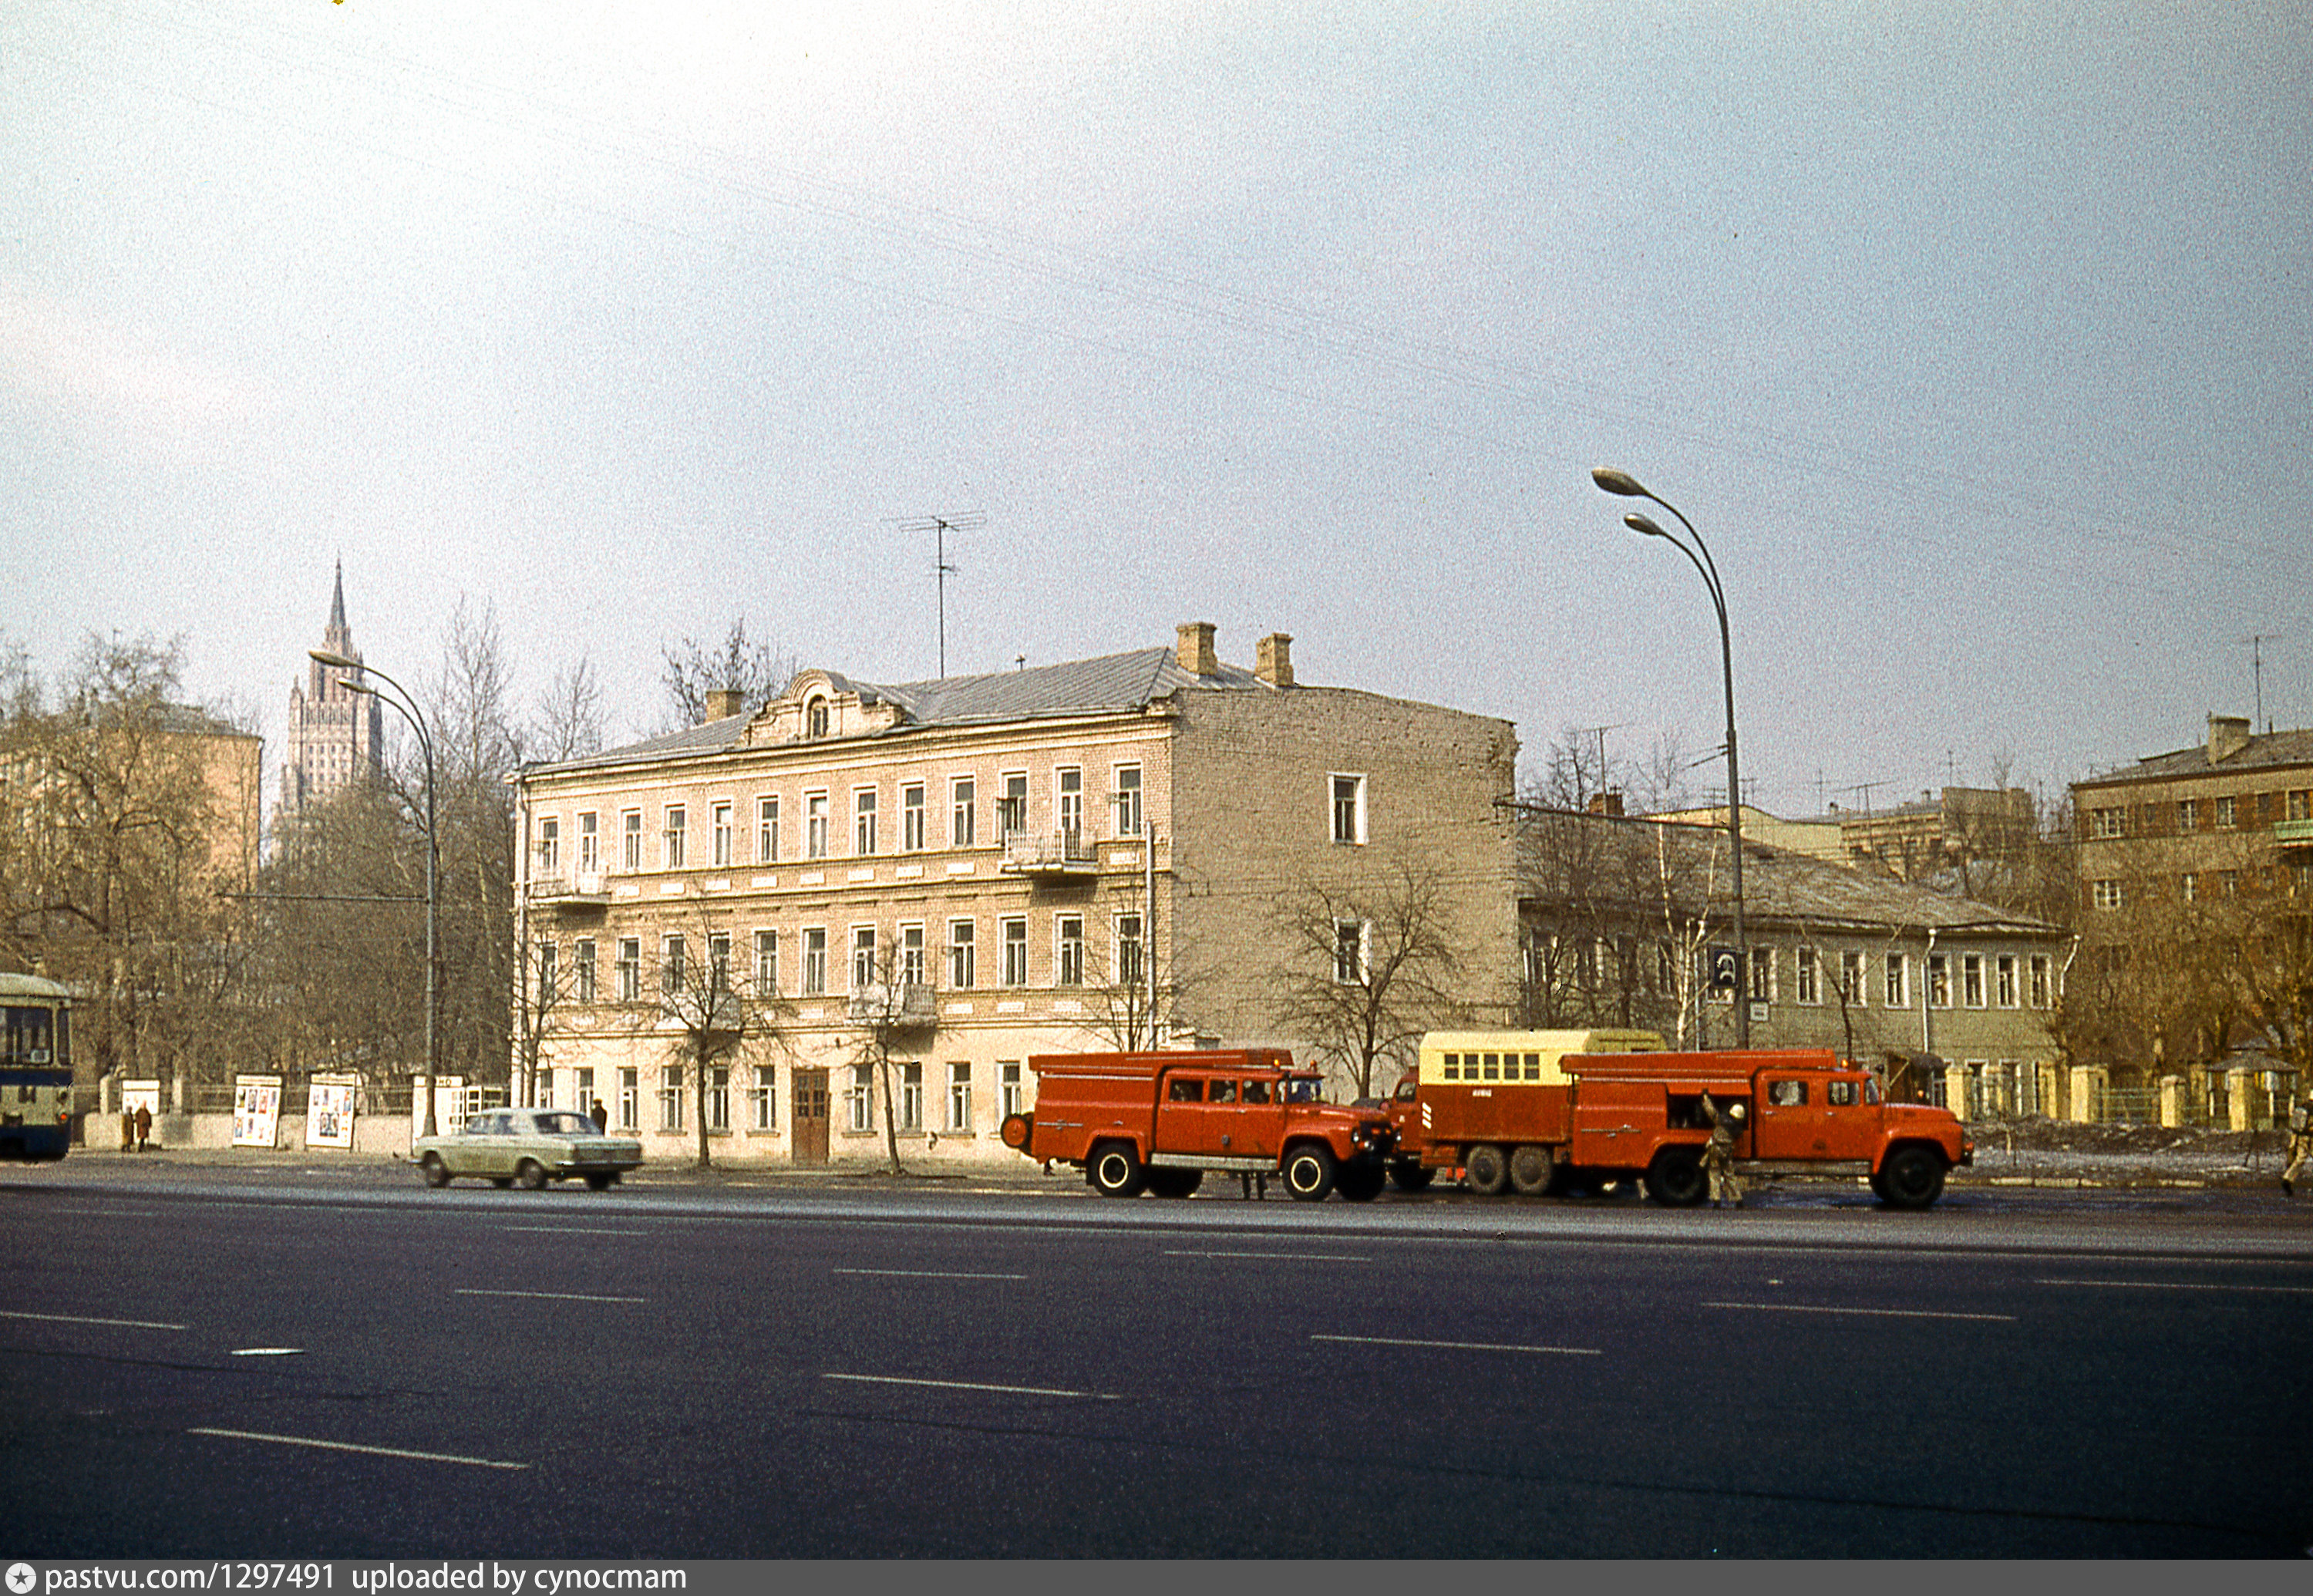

1752,1075,1830,1159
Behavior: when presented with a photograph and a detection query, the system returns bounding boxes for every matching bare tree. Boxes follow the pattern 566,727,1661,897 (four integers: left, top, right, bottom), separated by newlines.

530,655,606,765
1269,863,1464,1099
641,910,796,1167
846,937,937,1175
657,620,796,733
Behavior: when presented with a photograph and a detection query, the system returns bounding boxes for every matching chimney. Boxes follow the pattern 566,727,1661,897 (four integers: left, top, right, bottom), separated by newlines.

1176,621,1219,677
1587,791,1624,818
705,689,746,722
1254,632,1295,688
2208,714,2251,763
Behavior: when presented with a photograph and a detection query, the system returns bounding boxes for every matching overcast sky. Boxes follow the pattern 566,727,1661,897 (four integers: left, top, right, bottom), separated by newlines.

6,0,2308,820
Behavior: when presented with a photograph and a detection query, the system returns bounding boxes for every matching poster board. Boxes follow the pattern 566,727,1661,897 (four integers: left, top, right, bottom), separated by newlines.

305,1074,359,1150
120,1079,162,1118
409,1075,464,1148
232,1074,283,1147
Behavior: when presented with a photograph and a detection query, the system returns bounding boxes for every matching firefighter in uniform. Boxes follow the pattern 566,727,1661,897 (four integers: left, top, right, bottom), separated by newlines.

1700,1092,1746,1209
2283,1103,2312,1197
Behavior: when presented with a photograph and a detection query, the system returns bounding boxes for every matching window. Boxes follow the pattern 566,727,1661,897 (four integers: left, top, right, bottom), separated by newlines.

1116,913,1144,990
1331,774,1367,844
2217,795,2237,829
705,1065,730,1133
709,932,732,994
948,920,977,988
712,802,733,867
2177,798,2200,831
901,923,926,988
1768,1079,1806,1106
1795,945,1820,1005
1000,1062,1024,1119
1884,952,1908,1009
899,1064,924,1131
622,810,643,870
902,783,926,851
1056,915,1084,986
658,1065,683,1132
807,697,830,739
851,926,877,991
1840,951,1865,1007
758,796,780,863
2181,870,2200,902
948,1062,972,1132
537,816,560,874
1114,764,1143,837
617,938,641,1003
577,812,598,873
2294,790,2313,823
2220,869,2241,897
1996,953,2017,1008
2089,807,2126,839
1829,1079,1857,1107
2092,878,2124,910
751,1064,777,1131
755,929,779,995
951,778,977,847
1749,948,1773,1003
662,934,686,995
1334,918,1367,985
1169,1077,1204,1103
1002,918,1029,986
618,1067,638,1131
1056,766,1083,838
664,806,687,868
1962,953,1985,1008
803,928,827,995
535,940,557,1006
997,773,1028,839
854,788,878,855
1928,953,1951,1008
806,792,829,859
847,1066,872,1132
574,938,596,1005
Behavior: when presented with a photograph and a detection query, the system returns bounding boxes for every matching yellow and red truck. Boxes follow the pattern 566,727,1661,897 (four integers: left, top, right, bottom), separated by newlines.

1000,1049,1396,1200
1387,1029,1973,1209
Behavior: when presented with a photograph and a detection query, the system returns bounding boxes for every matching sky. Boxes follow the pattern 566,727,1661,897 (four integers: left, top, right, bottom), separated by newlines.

5,0,2308,823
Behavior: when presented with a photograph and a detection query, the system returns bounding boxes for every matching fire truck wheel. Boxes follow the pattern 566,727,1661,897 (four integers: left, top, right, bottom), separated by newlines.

1146,1167,1203,1199
1088,1143,1149,1198
1509,1144,1554,1197
1283,1143,1338,1200
1335,1162,1386,1201
1645,1147,1706,1207
1877,1146,1947,1210
1463,1143,1510,1196
999,1113,1033,1151
1388,1160,1435,1193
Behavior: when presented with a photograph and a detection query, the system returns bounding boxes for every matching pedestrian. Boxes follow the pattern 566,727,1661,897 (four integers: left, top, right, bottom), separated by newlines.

120,1108,134,1152
591,1097,609,1133
133,1102,153,1153
1699,1092,1746,1209
2283,1103,2312,1197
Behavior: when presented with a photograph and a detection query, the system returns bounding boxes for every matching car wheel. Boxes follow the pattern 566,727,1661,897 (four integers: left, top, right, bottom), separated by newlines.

584,1173,614,1191
1877,1146,1947,1210
1087,1142,1148,1197
1335,1161,1386,1201
1509,1143,1554,1197
515,1159,548,1191
1464,1143,1510,1196
1645,1146,1707,1207
420,1152,450,1189
1283,1143,1338,1201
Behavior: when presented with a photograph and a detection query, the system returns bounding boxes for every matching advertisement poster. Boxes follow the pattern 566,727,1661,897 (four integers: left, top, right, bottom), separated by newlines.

306,1075,359,1150
232,1074,283,1147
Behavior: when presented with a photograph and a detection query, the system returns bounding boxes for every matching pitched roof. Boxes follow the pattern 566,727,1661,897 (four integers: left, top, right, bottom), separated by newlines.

2082,726,2313,786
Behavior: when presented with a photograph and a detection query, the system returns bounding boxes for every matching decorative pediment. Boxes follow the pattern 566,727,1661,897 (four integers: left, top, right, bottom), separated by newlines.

746,669,909,746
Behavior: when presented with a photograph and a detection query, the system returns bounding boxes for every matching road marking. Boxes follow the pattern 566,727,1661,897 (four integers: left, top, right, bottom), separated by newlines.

189,1428,527,1470
0,1310,186,1331
1312,1333,1602,1357
823,1372,1122,1400
228,1348,305,1357
2037,1277,2313,1296
1163,1250,1369,1262
503,1226,650,1237
454,1288,645,1304
1704,1301,2016,1323
833,1268,1028,1280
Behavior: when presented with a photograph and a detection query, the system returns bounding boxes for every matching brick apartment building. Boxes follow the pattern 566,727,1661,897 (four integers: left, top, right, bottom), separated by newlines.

510,624,1519,1166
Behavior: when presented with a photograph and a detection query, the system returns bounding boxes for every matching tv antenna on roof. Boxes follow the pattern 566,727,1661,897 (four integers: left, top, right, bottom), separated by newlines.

2242,634,2284,733
894,512,985,678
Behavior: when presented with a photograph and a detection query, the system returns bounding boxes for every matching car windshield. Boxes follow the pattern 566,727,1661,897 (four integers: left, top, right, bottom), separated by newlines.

532,1111,599,1136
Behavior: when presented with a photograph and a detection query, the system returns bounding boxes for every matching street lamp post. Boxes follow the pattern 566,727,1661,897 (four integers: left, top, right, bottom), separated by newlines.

1590,466,1749,1048
308,648,442,1133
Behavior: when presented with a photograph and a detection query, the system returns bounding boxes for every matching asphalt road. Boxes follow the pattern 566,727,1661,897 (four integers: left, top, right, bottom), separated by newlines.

4,1165,2310,1558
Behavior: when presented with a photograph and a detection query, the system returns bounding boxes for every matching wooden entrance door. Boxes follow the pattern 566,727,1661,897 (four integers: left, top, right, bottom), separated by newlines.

793,1068,830,1165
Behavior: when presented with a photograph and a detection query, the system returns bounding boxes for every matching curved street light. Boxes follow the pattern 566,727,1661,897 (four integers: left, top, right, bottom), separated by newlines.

308,648,442,1133
1590,467,1749,1046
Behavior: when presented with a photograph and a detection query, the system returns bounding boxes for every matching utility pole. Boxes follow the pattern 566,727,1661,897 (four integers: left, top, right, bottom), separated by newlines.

895,512,985,678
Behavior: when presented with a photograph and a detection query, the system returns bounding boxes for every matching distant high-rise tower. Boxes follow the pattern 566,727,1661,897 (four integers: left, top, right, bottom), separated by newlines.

281,562,385,819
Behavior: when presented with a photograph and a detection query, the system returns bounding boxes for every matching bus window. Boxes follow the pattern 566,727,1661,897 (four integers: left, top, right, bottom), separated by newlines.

1441,1054,1460,1080
1523,1052,1542,1080
1482,1052,1500,1080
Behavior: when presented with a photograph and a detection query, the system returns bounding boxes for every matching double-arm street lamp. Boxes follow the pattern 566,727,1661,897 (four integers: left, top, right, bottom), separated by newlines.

308,648,442,1134
1590,467,1749,1047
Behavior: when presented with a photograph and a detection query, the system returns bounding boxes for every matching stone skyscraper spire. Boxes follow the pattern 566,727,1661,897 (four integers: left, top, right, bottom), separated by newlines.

280,561,386,821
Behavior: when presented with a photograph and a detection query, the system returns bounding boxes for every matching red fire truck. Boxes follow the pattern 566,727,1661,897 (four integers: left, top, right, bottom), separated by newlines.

1387,1030,1973,1209
1000,1049,1396,1200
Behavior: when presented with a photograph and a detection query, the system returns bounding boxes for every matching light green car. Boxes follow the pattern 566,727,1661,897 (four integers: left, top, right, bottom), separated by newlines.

414,1108,643,1191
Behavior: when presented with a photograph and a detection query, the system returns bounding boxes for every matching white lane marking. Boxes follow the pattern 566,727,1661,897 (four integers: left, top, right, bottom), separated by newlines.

2037,1277,2313,1295
503,1226,650,1237
190,1427,527,1470
1313,1333,1602,1357
228,1348,305,1357
1163,1250,1369,1262
1704,1301,2016,1323
0,1309,186,1331
823,1372,1123,1400
455,1288,645,1304
833,1268,1027,1280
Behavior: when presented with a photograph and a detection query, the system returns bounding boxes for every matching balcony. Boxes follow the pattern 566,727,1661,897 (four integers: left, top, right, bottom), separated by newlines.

999,828,1098,880
2275,818,2313,848
528,870,611,910
847,982,937,1027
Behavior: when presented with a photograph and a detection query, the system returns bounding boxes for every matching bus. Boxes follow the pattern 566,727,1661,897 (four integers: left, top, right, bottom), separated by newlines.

1,971,73,1160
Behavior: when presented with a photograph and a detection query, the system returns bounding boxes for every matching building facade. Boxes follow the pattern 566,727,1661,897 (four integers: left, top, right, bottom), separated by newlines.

512,624,1520,1165
279,563,384,823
